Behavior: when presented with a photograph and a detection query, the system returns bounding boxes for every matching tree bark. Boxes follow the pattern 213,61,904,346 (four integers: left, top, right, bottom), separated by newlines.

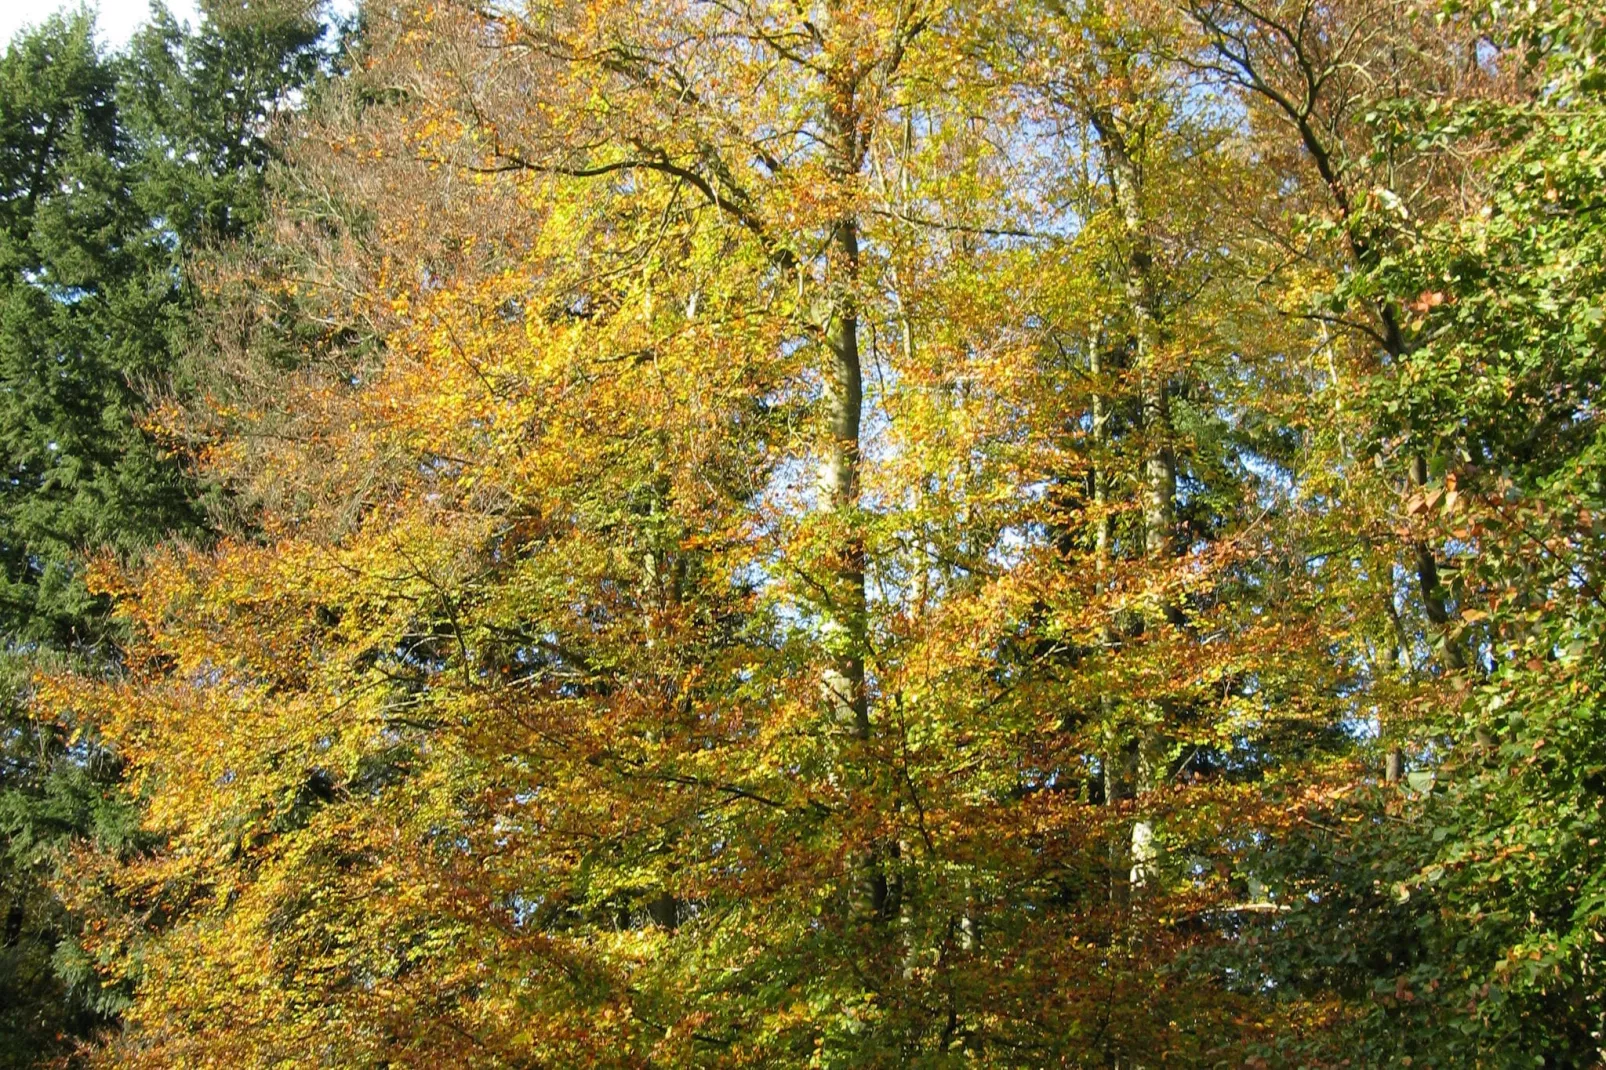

819,46,879,919
1096,104,1175,899
818,211,869,742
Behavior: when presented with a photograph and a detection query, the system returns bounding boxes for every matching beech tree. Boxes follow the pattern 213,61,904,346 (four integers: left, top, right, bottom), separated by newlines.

30,0,1606,1066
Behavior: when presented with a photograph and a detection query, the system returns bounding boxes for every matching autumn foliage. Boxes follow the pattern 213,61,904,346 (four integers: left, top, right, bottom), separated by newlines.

21,0,1606,1066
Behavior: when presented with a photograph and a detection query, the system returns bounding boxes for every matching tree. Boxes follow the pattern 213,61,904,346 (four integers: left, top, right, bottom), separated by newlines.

1321,3,1606,1059
44,0,1279,1062
1176,0,1606,1063
38,0,1606,1065
0,4,326,1065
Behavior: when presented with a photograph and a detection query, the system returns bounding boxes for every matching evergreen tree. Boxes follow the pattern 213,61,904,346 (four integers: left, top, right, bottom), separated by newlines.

0,5,325,1065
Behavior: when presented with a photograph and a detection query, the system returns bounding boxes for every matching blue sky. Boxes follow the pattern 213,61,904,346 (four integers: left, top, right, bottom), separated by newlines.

2,1,201,50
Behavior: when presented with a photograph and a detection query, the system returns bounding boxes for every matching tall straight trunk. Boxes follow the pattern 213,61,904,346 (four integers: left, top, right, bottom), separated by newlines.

1091,339,1131,905
818,211,868,742
819,52,879,917
1091,339,1116,570
1096,103,1174,899
1380,589,1409,784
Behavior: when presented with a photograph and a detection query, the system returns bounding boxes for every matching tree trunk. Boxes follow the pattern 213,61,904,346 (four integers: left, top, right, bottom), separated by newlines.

818,211,868,742
819,49,878,917
1098,108,1175,900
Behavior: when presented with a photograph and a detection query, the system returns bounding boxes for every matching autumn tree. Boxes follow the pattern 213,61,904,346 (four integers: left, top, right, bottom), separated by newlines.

0,3,325,1064
43,0,1287,1062
38,0,1606,1066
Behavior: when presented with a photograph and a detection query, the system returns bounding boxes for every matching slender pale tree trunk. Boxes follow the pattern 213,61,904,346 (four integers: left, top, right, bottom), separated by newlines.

1096,101,1174,899
817,52,881,919
1090,339,1134,905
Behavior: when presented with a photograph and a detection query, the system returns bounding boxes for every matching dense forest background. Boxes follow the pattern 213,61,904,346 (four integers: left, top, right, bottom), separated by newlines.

1,0,1602,1066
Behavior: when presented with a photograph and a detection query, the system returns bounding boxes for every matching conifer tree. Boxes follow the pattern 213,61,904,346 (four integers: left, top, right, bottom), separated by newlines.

0,5,325,1064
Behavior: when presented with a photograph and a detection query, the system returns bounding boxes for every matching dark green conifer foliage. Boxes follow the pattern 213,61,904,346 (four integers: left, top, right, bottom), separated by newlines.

0,5,325,1065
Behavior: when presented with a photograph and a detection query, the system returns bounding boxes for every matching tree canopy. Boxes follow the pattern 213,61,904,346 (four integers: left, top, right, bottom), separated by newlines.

7,0,1606,1066
0,2,325,1063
